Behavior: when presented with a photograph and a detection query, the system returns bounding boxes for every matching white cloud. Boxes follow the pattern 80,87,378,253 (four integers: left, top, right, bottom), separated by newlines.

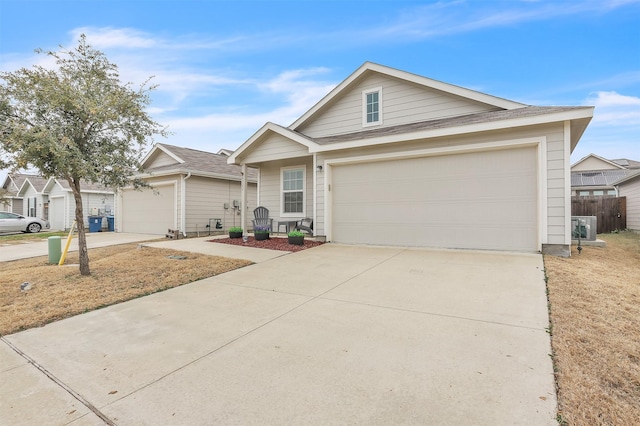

586,91,640,125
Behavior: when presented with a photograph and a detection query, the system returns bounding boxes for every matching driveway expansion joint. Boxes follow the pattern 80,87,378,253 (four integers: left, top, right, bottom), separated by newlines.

1,336,115,426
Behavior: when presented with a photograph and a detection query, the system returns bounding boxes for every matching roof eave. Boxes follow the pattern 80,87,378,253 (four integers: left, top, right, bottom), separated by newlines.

134,168,257,183
311,107,594,153
228,122,317,165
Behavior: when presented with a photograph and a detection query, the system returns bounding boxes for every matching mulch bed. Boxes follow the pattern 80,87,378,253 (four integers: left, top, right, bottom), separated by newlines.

209,236,324,252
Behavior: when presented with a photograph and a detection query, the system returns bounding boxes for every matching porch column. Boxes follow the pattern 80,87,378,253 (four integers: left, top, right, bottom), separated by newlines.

241,163,248,236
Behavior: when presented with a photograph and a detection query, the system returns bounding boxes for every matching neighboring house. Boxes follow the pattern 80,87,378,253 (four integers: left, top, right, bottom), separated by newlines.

5,173,115,230
571,153,640,196
613,171,640,231
43,178,115,231
116,143,257,236
1,173,28,213
228,62,594,256
16,175,49,219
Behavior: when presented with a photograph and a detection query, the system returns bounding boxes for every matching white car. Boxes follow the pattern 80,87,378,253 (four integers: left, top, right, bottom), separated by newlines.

0,211,50,233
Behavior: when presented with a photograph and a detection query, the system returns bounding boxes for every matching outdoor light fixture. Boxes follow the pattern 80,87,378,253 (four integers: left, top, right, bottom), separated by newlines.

317,165,323,171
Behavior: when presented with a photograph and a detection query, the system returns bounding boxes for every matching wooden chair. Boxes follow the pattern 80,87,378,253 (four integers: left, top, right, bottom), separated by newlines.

295,218,313,236
252,206,273,232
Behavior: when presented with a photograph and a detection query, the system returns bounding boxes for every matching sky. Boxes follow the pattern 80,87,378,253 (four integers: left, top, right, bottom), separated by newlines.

1,0,639,178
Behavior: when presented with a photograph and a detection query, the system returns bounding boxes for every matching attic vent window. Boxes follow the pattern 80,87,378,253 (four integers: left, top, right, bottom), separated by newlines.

362,87,382,127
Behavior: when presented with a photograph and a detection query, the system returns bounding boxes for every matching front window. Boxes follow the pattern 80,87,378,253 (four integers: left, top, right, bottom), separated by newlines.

281,166,305,216
362,87,382,127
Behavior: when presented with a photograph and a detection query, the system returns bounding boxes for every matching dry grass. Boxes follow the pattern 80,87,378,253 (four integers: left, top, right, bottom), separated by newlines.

0,244,252,335
544,232,640,425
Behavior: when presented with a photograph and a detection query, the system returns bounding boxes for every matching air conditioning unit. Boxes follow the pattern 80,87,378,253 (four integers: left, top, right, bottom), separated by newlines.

571,216,597,241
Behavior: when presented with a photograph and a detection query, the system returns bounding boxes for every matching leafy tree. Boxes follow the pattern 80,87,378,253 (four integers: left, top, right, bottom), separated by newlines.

0,35,167,275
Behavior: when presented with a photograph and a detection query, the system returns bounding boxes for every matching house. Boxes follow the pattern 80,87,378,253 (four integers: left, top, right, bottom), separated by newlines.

3,173,115,230
228,62,594,256
1,173,28,213
16,175,49,219
571,153,640,196
116,143,257,236
43,178,115,231
613,171,640,231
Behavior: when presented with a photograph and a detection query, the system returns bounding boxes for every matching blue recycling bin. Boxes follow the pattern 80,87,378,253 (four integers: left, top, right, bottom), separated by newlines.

106,215,115,232
88,216,102,232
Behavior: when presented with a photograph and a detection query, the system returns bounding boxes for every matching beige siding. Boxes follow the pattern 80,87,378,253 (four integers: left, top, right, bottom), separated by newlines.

253,158,314,227
619,178,640,231
297,74,499,138
242,133,310,164
184,176,257,234
146,151,180,168
572,156,620,171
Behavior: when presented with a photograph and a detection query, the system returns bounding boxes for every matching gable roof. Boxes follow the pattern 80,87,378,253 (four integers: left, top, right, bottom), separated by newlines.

571,153,626,170
43,178,113,194
2,173,28,195
611,158,640,169
143,143,257,181
17,175,49,196
290,62,525,130
229,62,594,165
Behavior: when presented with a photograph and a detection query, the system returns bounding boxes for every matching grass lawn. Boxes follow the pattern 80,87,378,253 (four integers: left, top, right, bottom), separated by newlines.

0,243,252,335
544,231,640,425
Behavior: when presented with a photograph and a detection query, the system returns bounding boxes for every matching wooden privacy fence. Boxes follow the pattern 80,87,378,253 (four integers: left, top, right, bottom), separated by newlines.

571,196,626,234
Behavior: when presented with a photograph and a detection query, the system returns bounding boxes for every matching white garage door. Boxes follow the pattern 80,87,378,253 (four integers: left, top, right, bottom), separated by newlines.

121,184,175,235
330,147,538,251
50,197,65,230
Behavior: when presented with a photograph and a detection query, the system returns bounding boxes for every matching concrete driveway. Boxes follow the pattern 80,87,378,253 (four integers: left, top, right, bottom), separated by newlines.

1,244,556,425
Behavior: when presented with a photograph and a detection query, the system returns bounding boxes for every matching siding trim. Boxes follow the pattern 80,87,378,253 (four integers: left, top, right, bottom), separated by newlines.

324,136,548,251
564,121,572,248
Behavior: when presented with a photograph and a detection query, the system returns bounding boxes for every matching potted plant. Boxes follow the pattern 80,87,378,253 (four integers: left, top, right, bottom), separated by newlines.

287,229,305,246
229,227,243,239
254,225,270,241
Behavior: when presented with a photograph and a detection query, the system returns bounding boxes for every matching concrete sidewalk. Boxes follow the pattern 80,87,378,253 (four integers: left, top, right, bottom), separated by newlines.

0,232,164,262
1,244,557,425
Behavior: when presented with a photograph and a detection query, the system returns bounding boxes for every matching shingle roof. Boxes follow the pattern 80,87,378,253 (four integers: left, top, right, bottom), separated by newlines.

312,106,588,145
55,179,113,192
611,158,640,169
22,175,49,192
147,144,257,180
571,169,632,187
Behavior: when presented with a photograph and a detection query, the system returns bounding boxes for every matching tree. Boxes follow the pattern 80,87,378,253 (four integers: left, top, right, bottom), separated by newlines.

0,35,167,275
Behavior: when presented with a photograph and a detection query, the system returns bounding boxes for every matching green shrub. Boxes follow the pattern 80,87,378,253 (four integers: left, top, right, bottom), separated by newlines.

229,227,243,233
288,230,305,237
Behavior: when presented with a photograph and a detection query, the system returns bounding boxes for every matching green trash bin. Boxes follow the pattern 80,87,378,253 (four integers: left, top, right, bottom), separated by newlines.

48,236,62,264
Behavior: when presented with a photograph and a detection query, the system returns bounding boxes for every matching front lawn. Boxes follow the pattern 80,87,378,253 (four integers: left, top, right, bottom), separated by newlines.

544,231,640,425
0,243,252,335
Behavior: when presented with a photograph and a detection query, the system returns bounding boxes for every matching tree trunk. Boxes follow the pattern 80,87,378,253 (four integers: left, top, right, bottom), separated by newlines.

70,178,91,276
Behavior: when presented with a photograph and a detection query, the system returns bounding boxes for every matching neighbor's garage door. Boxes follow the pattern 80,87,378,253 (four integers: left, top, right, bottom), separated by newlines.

331,147,538,251
120,184,175,234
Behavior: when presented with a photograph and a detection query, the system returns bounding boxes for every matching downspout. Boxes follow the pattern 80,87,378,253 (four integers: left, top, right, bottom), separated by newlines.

181,172,191,237
241,164,247,237
313,153,317,233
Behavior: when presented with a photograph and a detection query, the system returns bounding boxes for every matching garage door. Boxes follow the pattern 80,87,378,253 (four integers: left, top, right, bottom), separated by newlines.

50,197,65,230
120,184,175,234
330,147,538,251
